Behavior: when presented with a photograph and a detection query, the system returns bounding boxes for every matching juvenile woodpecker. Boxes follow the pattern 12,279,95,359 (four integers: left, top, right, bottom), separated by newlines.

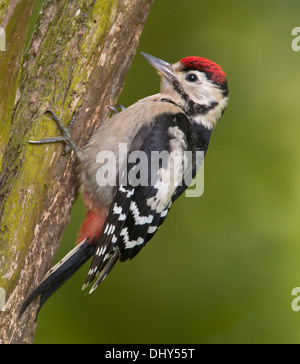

20,52,229,316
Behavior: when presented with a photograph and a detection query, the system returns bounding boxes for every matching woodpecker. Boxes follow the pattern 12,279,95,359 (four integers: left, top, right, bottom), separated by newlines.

20,52,229,316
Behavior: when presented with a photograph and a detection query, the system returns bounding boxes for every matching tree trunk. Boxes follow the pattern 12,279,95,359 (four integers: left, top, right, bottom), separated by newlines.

0,0,154,344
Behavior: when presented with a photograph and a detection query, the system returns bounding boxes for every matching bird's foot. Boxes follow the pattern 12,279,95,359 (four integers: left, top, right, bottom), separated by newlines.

107,104,125,115
29,109,80,157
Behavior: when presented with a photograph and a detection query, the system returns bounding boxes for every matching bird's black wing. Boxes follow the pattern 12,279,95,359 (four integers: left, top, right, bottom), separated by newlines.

84,112,196,292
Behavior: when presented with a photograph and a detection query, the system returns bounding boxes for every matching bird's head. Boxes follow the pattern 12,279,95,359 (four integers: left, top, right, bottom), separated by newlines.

141,52,229,129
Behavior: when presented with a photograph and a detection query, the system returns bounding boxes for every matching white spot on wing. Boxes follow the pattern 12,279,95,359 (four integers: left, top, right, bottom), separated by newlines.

130,201,153,225
120,226,145,249
119,213,126,221
160,209,168,218
113,203,123,214
147,226,157,234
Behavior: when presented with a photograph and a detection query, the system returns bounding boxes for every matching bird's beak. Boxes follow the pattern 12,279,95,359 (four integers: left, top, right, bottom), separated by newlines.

141,52,176,81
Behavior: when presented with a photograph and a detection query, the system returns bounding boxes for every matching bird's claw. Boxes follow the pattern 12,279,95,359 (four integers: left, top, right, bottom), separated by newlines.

107,104,126,115
29,109,80,157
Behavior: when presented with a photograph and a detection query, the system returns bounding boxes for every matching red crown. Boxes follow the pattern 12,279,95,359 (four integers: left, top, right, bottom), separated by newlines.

180,56,226,85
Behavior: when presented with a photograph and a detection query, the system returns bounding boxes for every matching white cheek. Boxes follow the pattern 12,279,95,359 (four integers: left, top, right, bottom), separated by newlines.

184,74,217,104
182,72,223,103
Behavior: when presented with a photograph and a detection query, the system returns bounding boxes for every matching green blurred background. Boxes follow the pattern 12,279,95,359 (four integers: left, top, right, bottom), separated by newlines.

32,0,300,343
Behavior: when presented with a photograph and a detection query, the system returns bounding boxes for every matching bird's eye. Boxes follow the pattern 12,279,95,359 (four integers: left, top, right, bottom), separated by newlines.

186,73,198,82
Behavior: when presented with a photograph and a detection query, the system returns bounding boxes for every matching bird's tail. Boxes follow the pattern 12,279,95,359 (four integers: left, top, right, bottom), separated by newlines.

19,240,95,318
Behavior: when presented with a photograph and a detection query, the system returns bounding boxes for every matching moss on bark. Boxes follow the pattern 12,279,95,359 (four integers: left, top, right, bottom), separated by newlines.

0,0,154,344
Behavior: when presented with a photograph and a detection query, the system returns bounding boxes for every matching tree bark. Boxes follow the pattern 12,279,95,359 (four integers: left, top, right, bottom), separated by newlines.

0,0,35,170
0,0,154,344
